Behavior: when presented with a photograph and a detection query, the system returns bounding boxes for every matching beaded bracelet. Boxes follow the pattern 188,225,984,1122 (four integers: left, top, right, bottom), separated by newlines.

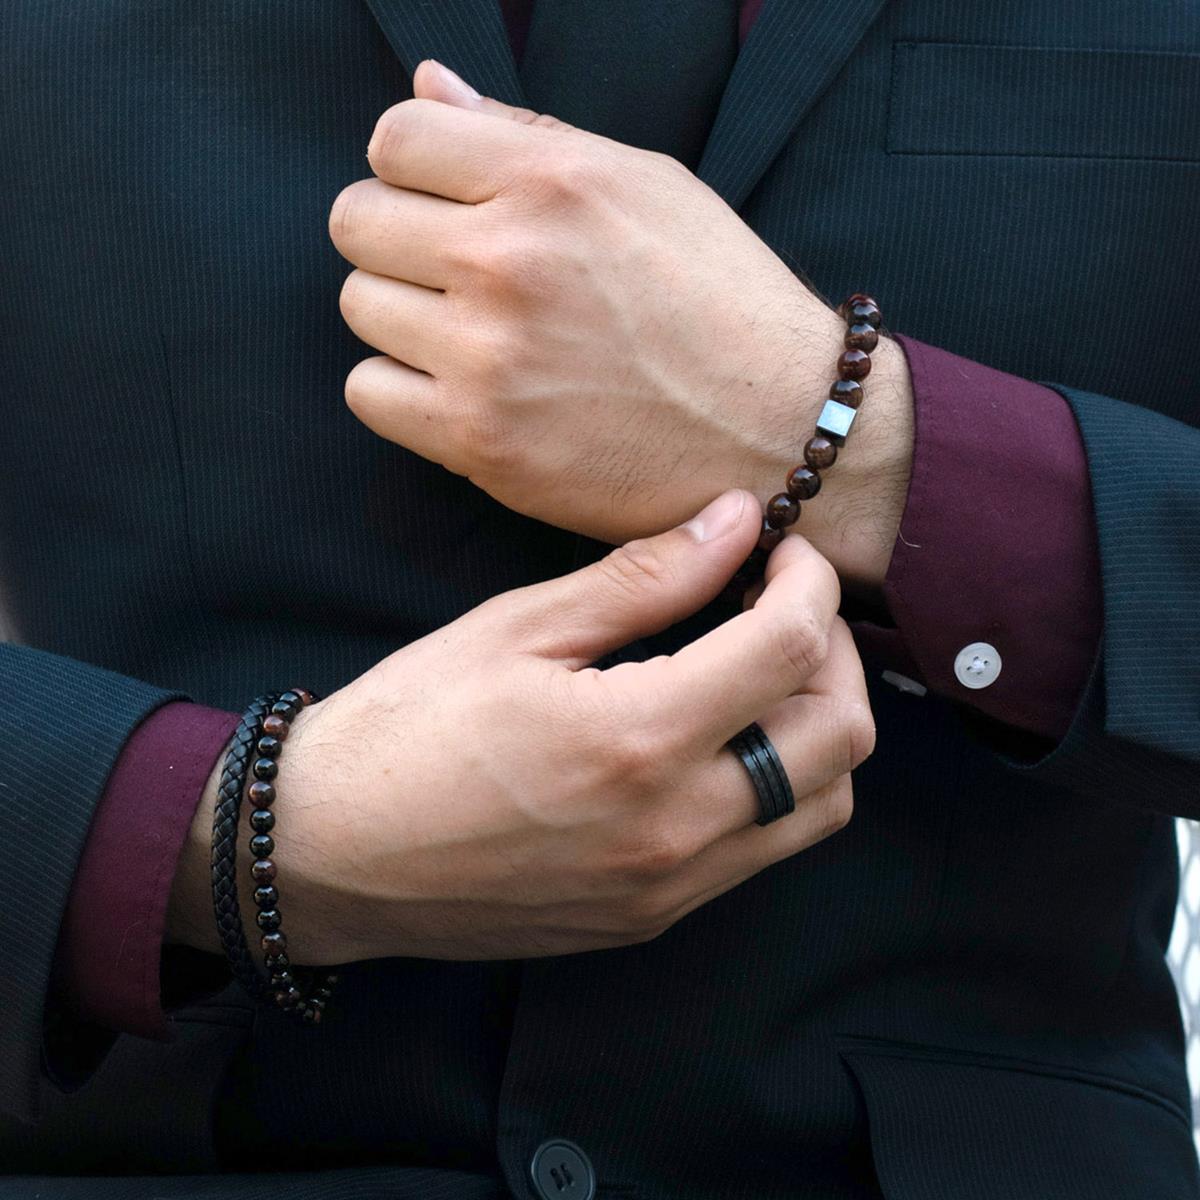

210,687,338,1024
211,693,284,1001
731,293,883,587
250,688,339,1024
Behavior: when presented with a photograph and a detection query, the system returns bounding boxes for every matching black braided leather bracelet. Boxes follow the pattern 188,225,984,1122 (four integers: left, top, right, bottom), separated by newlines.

211,692,282,1001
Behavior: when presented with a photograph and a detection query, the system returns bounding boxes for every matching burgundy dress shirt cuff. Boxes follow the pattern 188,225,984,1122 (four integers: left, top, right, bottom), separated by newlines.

54,701,240,1038
850,335,1103,741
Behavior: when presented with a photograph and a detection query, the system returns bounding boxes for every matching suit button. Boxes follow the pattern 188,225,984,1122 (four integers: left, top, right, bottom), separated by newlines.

530,1138,596,1200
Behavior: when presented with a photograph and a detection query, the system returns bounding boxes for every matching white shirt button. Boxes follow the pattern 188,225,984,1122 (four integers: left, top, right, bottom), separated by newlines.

954,642,1002,689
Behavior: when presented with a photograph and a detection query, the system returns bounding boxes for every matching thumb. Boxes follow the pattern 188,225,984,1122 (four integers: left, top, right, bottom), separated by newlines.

413,59,573,130
520,490,762,667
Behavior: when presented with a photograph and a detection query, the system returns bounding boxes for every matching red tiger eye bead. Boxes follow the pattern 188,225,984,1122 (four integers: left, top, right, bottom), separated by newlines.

757,519,784,553
804,436,837,471
786,465,821,500
844,323,879,352
838,293,877,320
829,379,863,409
248,780,275,807
292,688,315,706
765,492,800,529
262,714,289,740
251,858,277,883
848,301,882,328
838,350,872,381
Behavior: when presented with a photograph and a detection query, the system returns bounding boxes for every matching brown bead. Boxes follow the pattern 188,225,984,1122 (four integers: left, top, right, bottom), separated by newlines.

838,350,872,381
786,465,821,500
251,858,276,883
248,780,276,807
292,688,315,706
757,518,784,553
262,714,289,740
829,379,864,409
844,323,879,352
765,492,800,529
848,301,882,329
839,293,878,320
804,436,838,471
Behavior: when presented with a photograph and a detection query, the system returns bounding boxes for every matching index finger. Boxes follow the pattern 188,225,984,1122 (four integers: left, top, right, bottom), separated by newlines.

652,535,843,746
367,98,537,203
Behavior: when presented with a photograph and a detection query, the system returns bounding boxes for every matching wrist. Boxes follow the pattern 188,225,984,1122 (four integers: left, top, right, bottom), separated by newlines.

755,322,914,594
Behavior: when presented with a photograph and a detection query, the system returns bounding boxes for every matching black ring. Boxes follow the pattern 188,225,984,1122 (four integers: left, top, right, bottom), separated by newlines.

726,722,795,826
742,723,796,823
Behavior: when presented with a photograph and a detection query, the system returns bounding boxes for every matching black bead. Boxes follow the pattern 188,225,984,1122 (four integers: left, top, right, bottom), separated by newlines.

264,952,290,971
250,833,275,858
301,1006,322,1025
256,908,282,932
261,931,287,955
254,884,279,908
315,985,333,1000
252,756,278,781
271,699,299,720
250,808,276,834
275,985,302,1010
256,735,282,758
269,969,294,988
278,690,303,708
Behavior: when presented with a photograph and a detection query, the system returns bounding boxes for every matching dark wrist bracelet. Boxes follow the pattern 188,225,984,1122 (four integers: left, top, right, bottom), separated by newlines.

211,687,338,1023
731,293,883,588
211,692,282,1002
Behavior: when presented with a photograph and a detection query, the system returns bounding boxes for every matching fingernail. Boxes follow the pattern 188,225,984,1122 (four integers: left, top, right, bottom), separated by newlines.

683,490,747,542
426,59,481,101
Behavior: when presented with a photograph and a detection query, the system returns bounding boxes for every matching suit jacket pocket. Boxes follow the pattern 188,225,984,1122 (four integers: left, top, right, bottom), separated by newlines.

837,1036,1199,1200
888,42,1200,160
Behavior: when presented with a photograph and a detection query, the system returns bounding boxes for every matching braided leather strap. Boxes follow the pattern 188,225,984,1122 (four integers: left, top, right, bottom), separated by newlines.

211,692,281,1000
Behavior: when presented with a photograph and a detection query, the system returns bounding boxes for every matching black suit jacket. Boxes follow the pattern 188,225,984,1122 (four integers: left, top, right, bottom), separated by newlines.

1,2,1199,1197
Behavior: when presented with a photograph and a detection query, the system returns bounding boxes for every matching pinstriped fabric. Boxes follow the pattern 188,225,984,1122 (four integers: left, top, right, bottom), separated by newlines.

697,0,889,208
0,1,1198,1196
0,1165,503,1200
364,0,527,106
0,645,179,1119
841,1048,1200,1200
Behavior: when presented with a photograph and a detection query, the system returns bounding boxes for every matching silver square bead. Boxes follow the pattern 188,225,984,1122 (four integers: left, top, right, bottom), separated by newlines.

815,399,858,446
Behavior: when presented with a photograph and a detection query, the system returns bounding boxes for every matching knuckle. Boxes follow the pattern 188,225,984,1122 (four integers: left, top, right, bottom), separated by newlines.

598,539,677,602
338,269,367,323
366,100,418,173
616,827,687,886
328,182,366,249
819,778,855,838
455,399,518,472
342,358,376,416
606,723,666,785
844,700,877,769
772,608,830,682
530,149,598,203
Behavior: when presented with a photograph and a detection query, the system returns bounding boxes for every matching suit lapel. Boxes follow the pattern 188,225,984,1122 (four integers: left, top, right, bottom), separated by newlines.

698,0,890,211
362,0,527,107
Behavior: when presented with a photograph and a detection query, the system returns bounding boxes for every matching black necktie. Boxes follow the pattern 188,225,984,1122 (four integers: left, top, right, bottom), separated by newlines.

518,0,740,171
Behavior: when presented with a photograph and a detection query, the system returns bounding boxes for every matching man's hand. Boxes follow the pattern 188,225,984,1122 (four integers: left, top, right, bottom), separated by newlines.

329,61,914,591
167,491,875,964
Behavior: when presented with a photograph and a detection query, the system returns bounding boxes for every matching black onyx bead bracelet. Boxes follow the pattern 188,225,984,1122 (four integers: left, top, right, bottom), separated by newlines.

732,294,882,587
212,687,338,1024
